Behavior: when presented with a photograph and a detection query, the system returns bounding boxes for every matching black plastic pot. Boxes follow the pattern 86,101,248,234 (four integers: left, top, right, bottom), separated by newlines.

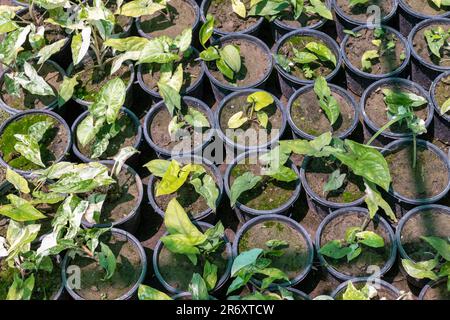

81,161,144,235
287,83,359,140
71,107,143,163
398,0,450,37
152,221,233,294
136,0,200,42
419,278,450,300
143,96,214,158
332,0,399,42
430,71,450,146
341,25,411,97
224,149,302,222
232,214,314,289
382,139,450,218
200,0,264,38
137,47,205,102
360,78,434,147
215,89,287,152
273,29,342,99
409,18,450,90
202,34,273,102
315,207,397,282
272,0,330,41
66,59,135,109
61,228,147,300
395,204,450,288
331,277,401,300
299,156,365,218
0,109,72,177
147,155,224,222
0,60,66,115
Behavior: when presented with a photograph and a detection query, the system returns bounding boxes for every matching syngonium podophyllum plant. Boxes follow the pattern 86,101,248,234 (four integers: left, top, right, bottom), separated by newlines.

199,15,243,82
275,37,337,80
424,25,450,63
230,0,332,23
367,87,428,168
227,245,290,296
76,77,127,159
279,132,397,222
0,4,72,105
144,159,219,211
227,91,274,130
160,198,226,292
312,76,341,126
401,236,450,291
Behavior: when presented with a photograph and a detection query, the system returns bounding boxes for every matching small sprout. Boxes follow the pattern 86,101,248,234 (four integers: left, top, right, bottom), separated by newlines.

227,91,274,129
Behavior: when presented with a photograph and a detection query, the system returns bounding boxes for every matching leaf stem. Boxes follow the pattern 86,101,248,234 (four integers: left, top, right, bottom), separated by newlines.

367,115,406,145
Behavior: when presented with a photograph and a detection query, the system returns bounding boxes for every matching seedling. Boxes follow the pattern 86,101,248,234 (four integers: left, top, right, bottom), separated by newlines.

367,88,428,168
341,282,379,300
401,236,450,291
313,76,341,126
199,15,243,82
361,27,399,72
227,244,290,295
275,39,336,79
227,91,274,129
144,159,220,211
424,26,450,60
348,0,369,7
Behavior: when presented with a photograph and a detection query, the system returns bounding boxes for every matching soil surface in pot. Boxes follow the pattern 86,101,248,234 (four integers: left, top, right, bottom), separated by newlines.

336,0,394,22
345,28,406,74
238,220,310,280
304,157,365,204
206,0,259,33
278,36,336,80
364,83,429,134
334,282,398,300
71,54,132,103
141,53,202,94
400,207,450,262
107,0,133,34
403,0,449,16
320,211,393,277
219,94,282,147
434,74,450,117
88,164,140,224
385,143,449,200
412,23,450,68
422,281,450,300
19,10,66,44
148,102,210,152
291,88,355,137
69,232,142,300
276,0,322,28
208,38,270,87
153,162,218,218
158,240,229,291
1,62,63,111
139,0,196,38
77,111,138,160
230,158,297,211
0,113,69,171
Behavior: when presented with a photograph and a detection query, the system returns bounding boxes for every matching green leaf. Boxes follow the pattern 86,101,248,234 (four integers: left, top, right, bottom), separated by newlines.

104,36,149,51
6,221,40,260
256,111,269,128
319,240,352,259
199,46,220,61
6,168,30,194
275,54,293,72
424,27,447,58
279,131,334,156
184,107,210,128
0,26,30,66
138,285,172,300
342,282,370,300
291,0,304,20
361,50,379,72
227,111,248,129
346,244,362,262
158,82,181,116
203,261,218,290
175,29,192,52
348,0,369,7
364,181,397,222
138,39,179,64
230,172,262,207
71,27,91,65
343,30,362,37
247,91,274,111
7,273,35,300
266,239,288,249
314,76,341,125
156,161,204,196
0,201,46,222
220,44,241,73
58,76,78,107
382,89,427,108
92,78,126,124
199,14,214,48
190,174,219,211
441,97,450,115
76,115,101,147
120,0,167,17
248,0,289,16
14,134,45,168
258,267,289,289
231,0,247,18
216,58,235,79
189,273,209,300
292,51,318,64
305,42,336,66
401,259,439,280
323,169,346,193
266,166,298,182
112,147,139,177
98,243,117,281
37,39,66,65
231,248,263,276
309,0,332,20
356,231,384,248
421,236,450,261
144,159,171,177
15,62,55,96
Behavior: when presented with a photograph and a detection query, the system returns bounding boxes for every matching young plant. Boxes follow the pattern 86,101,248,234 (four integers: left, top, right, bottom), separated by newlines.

313,76,341,126
367,88,428,168
341,282,379,300
199,15,243,82
160,198,225,291
227,91,274,129
348,0,369,7
229,147,298,207
361,27,398,72
275,39,336,79
229,286,295,300
401,236,450,291
227,244,290,295
76,77,127,159
424,26,450,60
